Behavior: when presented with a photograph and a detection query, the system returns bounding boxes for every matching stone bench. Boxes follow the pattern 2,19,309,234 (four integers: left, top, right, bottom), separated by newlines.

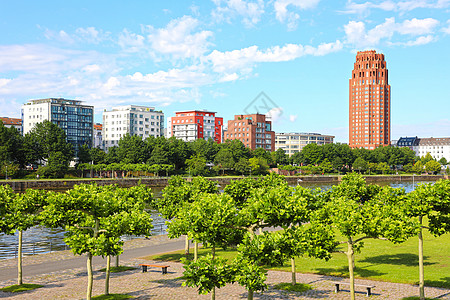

332,281,375,296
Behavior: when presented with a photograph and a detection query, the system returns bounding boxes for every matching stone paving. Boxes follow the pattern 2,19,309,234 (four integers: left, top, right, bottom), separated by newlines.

0,237,449,299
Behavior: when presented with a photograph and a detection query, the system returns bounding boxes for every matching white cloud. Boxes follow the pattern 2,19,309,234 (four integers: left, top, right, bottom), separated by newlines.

0,78,12,87
344,0,450,14
389,35,436,46
344,17,439,48
207,40,342,73
212,0,265,27
44,27,109,44
442,20,450,34
266,107,284,123
274,0,320,30
82,64,101,73
118,29,145,52
147,16,213,59
289,114,298,122
219,73,239,82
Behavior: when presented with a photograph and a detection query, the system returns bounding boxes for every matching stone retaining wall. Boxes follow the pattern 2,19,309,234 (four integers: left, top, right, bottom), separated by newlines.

0,175,446,192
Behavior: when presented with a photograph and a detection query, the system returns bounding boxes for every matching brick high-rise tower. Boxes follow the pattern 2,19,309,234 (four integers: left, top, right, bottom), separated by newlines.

349,50,391,149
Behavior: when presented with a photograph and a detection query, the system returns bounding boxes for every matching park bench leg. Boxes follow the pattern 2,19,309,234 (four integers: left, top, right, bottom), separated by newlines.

162,267,167,274
335,284,340,293
142,266,147,273
366,287,372,296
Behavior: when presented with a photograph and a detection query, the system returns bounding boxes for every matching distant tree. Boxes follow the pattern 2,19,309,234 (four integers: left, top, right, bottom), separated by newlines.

438,157,448,166
421,153,434,165
105,146,119,164
252,148,273,165
273,148,289,166
377,162,390,174
248,157,269,175
24,120,73,165
300,143,323,165
424,160,441,174
352,157,368,173
36,151,70,178
331,157,344,173
77,144,91,164
116,134,147,164
186,154,208,176
214,149,235,175
234,158,250,175
412,161,424,174
0,121,25,166
89,147,107,164
319,158,333,174
148,145,169,165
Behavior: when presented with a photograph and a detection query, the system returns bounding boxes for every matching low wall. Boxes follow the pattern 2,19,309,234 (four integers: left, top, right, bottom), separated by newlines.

1,175,446,192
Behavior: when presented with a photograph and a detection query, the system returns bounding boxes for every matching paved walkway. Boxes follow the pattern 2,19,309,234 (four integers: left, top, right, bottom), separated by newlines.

0,236,449,299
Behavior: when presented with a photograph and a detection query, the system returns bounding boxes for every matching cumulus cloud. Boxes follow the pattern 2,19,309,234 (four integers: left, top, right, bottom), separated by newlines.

274,0,320,30
207,40,342,73
443,20,450,34
118,29,145,52
147,16,213,59
212,0,265,27
344,17,439,48
343,0,450,14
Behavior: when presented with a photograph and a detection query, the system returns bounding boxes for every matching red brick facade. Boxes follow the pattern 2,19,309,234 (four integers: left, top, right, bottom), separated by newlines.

168,110,223,143
349,50,391,149
225,114,275,151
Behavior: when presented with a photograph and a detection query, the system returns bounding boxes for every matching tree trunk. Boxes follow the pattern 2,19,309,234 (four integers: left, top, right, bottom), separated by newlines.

18,230,23,285
105,255,111,295
347,239,355,300
211,245,216,300
418,216,425,300
87,252,93,300
115,255,119,268
248,289,254,300
291,258,296,285
185,235,190,256
194,241,198,261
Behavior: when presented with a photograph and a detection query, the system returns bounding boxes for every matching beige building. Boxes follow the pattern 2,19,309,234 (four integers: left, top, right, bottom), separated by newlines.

275,132,334,156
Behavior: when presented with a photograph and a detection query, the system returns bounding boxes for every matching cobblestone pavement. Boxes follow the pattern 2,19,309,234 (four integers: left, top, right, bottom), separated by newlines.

0,236,449,299
1,256,449,299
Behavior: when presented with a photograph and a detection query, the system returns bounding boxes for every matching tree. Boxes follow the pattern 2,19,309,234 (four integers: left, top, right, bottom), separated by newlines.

248,157,268,175
41,184,153,299
186,154,208,176
116,134,147,164
352,157,367,173
332,157,344,173
300,143,323,165
438,157,448,166
412,161,424,174
273,148,289,166
234,158,250,175
320,174,416,300
407,181,450,300
421,153,434,165
38,151,71,178
377,162,390,174
0,121,25,167
424,160,441,174
89,147,107,164
319,158,333,174
24,120,73,165
77,144,91,164
214,149,235,175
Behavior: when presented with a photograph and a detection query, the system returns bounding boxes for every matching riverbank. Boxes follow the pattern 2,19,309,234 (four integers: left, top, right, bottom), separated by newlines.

0,174,446,192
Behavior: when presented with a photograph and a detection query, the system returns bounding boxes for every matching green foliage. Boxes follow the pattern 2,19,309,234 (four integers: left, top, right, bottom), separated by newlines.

248,157,269,175
424,160,441,174
37,151,70,178
319,158,333,174
231,259,268,293
234,158,250,175
182,255,233,294
438,157,448,165
273,282,312,293
273,148,289,165
0,284,43,293
214,149,235,174
0,162,20,179
352,157,368,172
412,161,424,174
186,154,208,176
77,144,92,164
0,121,25,167
421,153,434,165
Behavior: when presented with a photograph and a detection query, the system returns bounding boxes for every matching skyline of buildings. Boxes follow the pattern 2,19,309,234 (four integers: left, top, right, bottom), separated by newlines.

349,50,391,150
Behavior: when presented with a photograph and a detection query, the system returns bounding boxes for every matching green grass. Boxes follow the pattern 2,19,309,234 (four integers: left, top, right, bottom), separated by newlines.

402,297,434,300
0,284,43,293
141,246,238,262
98,266,136,273
273,282,312,293
146,230,450,289
91,294,133,300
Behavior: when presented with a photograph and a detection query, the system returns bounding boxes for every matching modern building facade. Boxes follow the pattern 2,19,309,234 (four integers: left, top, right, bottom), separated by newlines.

102,105,164,150
93,123,103,148
225,113,275,151
349,50,391,149
397,136,450,162
0,117,22,135
275,132,334,156
167,110,223,143
22,98,93,154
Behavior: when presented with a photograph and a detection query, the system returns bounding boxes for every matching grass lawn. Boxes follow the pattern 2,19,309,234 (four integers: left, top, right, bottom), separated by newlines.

92,294,133,299
145,229,450,289
0,284,43,293
98,266,136,273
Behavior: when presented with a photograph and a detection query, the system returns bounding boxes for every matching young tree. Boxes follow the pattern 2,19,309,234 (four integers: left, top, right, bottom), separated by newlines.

320,174,417,300
186,154,208,176
214,149,235,175
234,158,250,175
406,181,450,300
424,160,441,174
352,157,367,173
248,157,269,175
41,184,153,299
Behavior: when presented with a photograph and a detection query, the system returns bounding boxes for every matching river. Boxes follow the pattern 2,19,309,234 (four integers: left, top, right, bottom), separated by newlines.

0,180,432,260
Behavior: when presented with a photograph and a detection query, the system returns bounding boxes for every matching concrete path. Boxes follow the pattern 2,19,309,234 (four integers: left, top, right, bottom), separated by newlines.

0,238,185,282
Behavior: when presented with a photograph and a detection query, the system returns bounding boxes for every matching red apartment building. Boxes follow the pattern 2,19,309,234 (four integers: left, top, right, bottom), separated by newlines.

167,110,223,143
349,50,391,149
225,113,275,151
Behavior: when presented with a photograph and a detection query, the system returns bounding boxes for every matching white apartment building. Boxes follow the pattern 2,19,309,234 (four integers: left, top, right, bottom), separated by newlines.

275,132,335,156
93,123,102,148
102,105,164,150
22,98,93,155
413,138,450,162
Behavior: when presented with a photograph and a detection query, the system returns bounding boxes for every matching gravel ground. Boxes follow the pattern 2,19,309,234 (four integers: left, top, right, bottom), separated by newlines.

1,255,449,299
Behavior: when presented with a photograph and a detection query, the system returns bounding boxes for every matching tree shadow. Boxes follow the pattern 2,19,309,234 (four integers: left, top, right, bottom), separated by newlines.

248,283,331,299
314,266,386,278
359,253,435,267
424,277,450,289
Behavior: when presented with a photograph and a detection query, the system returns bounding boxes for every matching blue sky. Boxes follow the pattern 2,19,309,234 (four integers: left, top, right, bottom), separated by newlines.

1,0,449,142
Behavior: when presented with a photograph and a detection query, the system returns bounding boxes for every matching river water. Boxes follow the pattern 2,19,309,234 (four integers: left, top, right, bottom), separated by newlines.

0,180,432,260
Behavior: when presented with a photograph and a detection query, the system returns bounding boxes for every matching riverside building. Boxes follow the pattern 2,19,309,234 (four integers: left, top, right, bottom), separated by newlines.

0,117,22,135
21,98,93,155
167,110,223,143
349,50,391,149
275,132,334,156
102,105,164,150
225,113,275,151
